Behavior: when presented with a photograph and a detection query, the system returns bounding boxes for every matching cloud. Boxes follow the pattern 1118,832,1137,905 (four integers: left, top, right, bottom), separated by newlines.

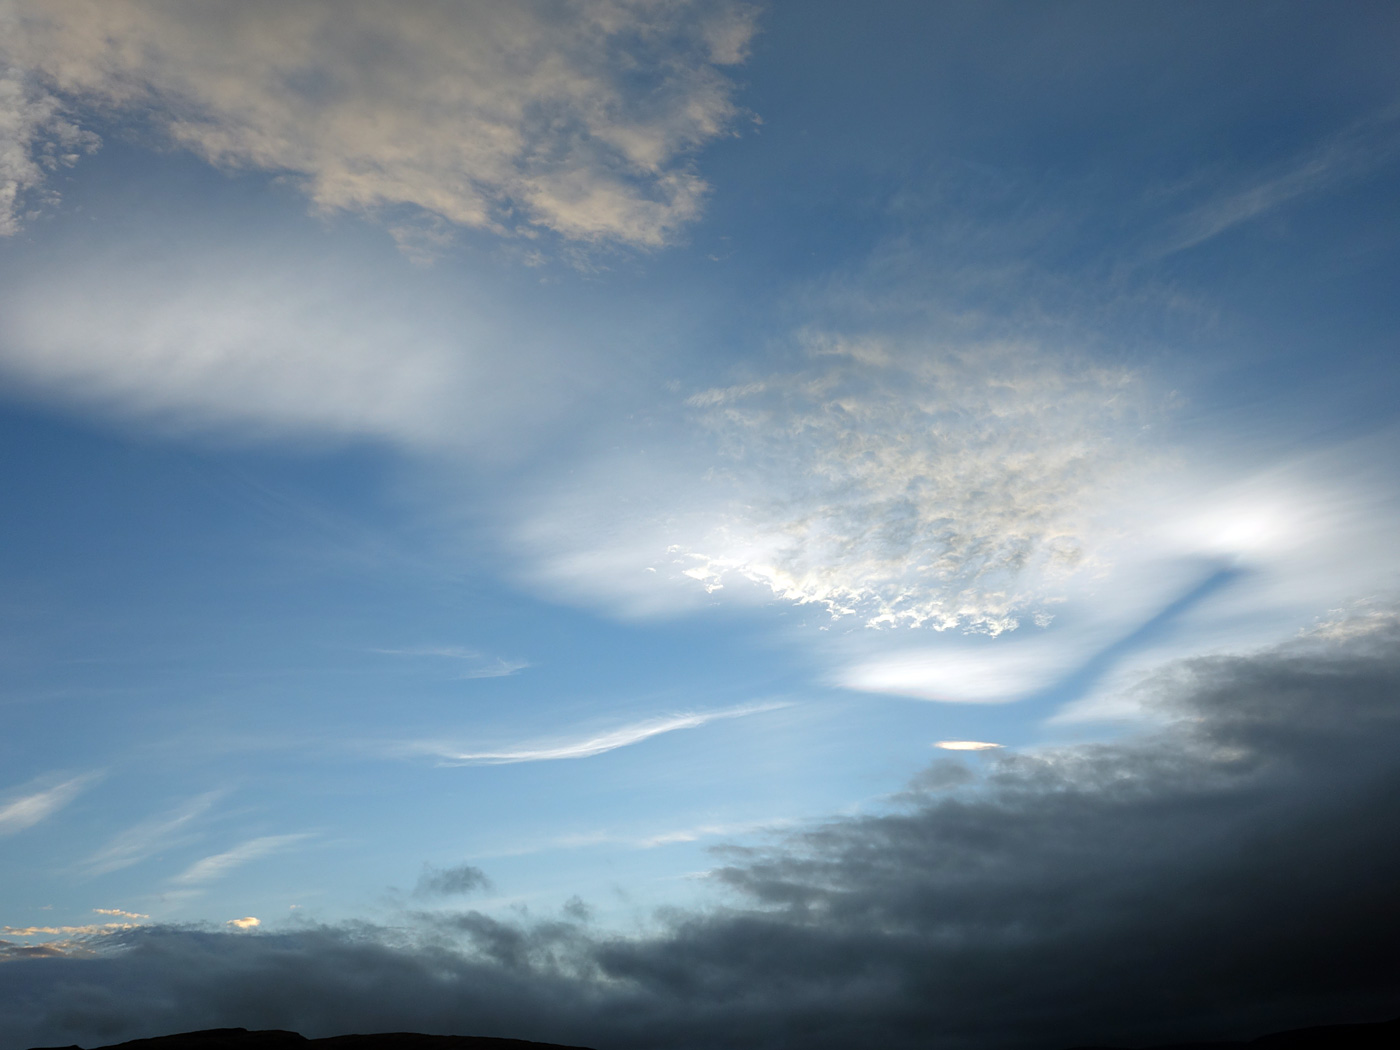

0,772,97,836
1,0,755,249
81,792,221,877
226,918,260,931
92,910,148,920
1158,108,1400,257
405,702,788,765
841,632,1092,702
0,249,477,446
375,647,531,680
5,614,1400,1049
933,740,1000,751
0,55,98,235
414,864,492,899
518,331,1159,633
172,834,312,886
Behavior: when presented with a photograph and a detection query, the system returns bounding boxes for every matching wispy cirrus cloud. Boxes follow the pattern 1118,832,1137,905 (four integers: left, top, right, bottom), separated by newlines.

405,702,788,766
172,833,313,886
373,646,530,679
1157,108,1400,257
0,772,98,836
1,0,756,249
81,791,222,877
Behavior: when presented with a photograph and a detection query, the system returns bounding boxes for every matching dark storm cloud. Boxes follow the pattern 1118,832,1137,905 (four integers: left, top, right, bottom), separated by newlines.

413,864,493,899
5,616,1400,1050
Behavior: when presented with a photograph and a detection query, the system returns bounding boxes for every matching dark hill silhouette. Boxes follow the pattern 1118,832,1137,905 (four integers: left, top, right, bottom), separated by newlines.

27,1030,596,1050
24,1016,1400,1050
1067,1015,1400,1049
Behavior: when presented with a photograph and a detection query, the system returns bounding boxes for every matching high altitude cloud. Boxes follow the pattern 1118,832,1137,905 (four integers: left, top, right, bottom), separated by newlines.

0,773,96,836
172,835,313,887
402,702,786,765
6,611,1399,1050
0,0,754,247
521,331,1156,633
81,792,221,877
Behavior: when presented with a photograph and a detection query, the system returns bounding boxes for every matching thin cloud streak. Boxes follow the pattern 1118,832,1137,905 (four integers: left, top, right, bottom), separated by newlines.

0,773,98,836
2,922,141,938
374,647,531,679
1158,109,1400,257
411,702,790,766
172,833,312,886
81,791,223,877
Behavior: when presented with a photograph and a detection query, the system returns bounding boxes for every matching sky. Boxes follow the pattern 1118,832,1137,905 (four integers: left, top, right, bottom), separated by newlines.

2,2,1400,1048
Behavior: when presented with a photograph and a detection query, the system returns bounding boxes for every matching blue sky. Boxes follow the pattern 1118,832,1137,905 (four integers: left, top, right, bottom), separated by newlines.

3,4,1400,1048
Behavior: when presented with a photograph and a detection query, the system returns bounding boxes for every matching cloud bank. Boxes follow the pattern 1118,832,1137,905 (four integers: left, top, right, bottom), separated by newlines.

0,0,755,247
5,612,1399,1049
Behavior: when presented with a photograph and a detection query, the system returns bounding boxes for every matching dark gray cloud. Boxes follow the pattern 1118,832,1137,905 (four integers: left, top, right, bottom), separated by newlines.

4,617,1400,1050
414,864,493,899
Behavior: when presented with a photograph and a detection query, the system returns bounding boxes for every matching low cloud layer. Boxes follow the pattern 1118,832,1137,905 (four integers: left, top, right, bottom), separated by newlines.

414,864,492,900
5,612,1399,1049
0,0,754,248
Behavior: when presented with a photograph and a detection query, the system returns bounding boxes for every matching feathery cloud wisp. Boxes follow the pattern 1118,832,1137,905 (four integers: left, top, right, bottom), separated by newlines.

172,834,312,886
82,792,222,877
409,702,788,765
0,773,97,836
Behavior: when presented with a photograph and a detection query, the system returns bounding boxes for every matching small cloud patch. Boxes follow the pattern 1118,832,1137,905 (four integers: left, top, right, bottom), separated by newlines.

226,917,260,930
935,740,1003,751
414,864,492,899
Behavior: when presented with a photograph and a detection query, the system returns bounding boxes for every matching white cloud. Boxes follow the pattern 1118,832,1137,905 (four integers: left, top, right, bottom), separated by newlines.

1,0,754,249
82,791,222,877
0,251,476,445
841,631,1097,703
0,42,98,235
0,773,97,836
934,741,1002,751
516,332,1159,633
2,922,139,937
173,833,311,885
93,908,148,920
226,917,261,930
405,701,788,765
